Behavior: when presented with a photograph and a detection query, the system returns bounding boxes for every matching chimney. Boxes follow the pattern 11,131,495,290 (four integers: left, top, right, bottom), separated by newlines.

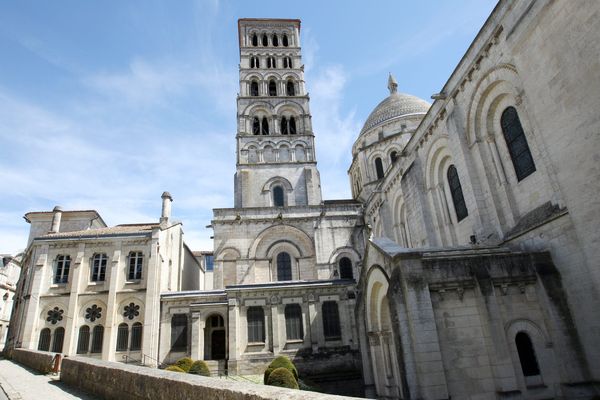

50,206,63,233
160,192,173,224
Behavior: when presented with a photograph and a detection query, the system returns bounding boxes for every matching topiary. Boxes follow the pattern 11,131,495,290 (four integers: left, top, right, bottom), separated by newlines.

165,365,185,373
189,360,210,376
263,356,298,384
174,357,194,372
267,367,299,389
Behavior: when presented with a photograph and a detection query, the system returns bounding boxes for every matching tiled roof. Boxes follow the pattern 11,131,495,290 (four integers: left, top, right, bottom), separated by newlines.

36,223,158,240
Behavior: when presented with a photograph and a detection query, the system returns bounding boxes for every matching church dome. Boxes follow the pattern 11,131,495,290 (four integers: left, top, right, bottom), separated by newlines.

359,75,430,136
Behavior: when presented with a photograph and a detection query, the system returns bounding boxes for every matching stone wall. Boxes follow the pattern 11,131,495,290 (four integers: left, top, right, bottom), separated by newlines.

60,355,363,400
10,348,59,374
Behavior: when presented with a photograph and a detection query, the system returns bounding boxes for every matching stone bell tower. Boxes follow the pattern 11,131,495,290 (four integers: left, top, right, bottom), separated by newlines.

234,19,322,208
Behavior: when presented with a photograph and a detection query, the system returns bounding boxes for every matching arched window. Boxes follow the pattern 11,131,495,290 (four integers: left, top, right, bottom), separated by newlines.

272,34,278,47
52,327,65,353
91,253,107,282
501,106,536,181
286,81,295,96
282,34,289,47
267,56,276,68
250,81,259,96
171,314,187,351
283,57,292,68
515,332,540,376
130,322,143,351
268,80,277,96
390,151,398,164
277,252,292,281
375,157,384,180
285,304,303,340
116,323,129,351
262,34,268,46
261,117,269,135
280,117,288,135
77,325,90,354
273,186,285,207
289,117,296,134
247,306,265,343
322,301,341,340
447,165,468,222
339,257,353,280
253,117,260,135
128,251,143,280
38,328,51,351
251,33,258,47
91,325,104,353
55,255,70,284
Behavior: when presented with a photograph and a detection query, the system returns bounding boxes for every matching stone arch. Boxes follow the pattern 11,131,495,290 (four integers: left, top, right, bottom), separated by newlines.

392,195,412,247
249,224,314,260
215,247,241,261
79,299,108,326
328,246,361,279
261,176,293,192
241,101,273,117
39,301,68,328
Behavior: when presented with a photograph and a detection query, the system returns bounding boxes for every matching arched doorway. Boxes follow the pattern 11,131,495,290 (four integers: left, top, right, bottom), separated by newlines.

205,314,226,360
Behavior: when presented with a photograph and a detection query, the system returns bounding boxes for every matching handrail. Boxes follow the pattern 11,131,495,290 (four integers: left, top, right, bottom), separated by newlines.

142,353,168,369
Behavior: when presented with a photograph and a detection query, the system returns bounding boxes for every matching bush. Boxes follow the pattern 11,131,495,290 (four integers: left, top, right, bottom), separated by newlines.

189,360,210,376
267,367,299,389
263,356,298,384
174,357,194,372
165,365,185,373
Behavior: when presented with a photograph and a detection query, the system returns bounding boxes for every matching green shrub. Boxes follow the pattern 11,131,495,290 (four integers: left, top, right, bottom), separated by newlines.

267,367,299,389
174,357,194,372
165,365,185,373
189,360,210,376
263,356,298,384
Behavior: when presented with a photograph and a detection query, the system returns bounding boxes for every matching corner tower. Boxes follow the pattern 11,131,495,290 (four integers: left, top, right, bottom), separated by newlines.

235,19,322,208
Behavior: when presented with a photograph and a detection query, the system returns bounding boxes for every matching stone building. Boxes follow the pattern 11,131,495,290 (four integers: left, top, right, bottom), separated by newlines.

0,254,21,348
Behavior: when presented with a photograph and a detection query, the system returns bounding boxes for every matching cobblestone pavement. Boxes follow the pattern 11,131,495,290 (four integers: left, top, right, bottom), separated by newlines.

0,359,98,400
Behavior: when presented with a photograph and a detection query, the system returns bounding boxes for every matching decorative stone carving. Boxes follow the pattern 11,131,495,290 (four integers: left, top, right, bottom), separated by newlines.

46,307,64,325
123,303,140,320
85,304,102,322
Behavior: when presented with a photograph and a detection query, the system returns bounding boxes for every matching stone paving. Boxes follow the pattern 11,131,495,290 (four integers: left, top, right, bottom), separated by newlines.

0,359,97,400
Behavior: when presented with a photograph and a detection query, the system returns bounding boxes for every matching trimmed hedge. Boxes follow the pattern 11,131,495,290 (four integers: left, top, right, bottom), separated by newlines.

175,357,194,372
267,367,299,390
263,356,298,384
165,365,185,373
189,360,210,376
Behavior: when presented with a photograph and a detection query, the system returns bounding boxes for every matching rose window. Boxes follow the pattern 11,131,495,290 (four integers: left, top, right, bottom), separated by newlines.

85,304,102,322
46,307,64,325
123,303,140,320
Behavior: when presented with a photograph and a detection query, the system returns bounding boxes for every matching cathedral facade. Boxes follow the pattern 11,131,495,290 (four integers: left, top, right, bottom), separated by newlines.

6,1,600,399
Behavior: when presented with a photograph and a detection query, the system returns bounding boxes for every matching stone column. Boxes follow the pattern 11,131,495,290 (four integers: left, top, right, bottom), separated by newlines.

190,312,203,360
270,296,280,354
227,298,239,372
21,245,48,349
63,244,85,355
307,295,320,352
103,248,121,361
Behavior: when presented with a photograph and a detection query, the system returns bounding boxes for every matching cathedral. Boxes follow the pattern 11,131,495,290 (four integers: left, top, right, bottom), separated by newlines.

5,1,600,399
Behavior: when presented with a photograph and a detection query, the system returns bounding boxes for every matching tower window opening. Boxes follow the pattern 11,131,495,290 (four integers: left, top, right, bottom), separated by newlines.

501,106,536,181
261,117,269,135
272,34,278,47
253,117,260,135
447,165,468,222
251,33,258,47
283,57,292,68
268,80,277,96
276,251,292,280
515,332,541,377
250,56,259,68
390,151,398,163
250,81,259,96
339,257,353,280
286,81,295,96
267,57,276,69
375,157,384,180
289,117,297,134
262,34,268,46
281,117,288,135
282,34,289,47
273,186,285,207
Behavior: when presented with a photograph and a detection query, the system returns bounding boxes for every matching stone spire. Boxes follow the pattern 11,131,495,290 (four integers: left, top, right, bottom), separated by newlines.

388,73,398,94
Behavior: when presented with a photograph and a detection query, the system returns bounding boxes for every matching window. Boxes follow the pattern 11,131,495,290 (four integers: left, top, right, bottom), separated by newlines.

272,34,278,47
171,314,187,351
390,151,398,164
247,306,265,343
116,323,129,351
253,117,260,135
251,33,258,47
52,327,65,353
250,56,260,68
268,80,277,96
130,322,143,351
91,325,104,353
38,328,51,351
322,301,341,340
55,255,70,284
262,34,268,46
128,252,143,280
250,81,259,96
339,257,353,280
286,81,295,96
516,332,540,377
204,254,214,271
501,106,536,181
282,34,289,47
447,165,468,222
289,117,296,134
276,252,292,281
285,304,303,340
280,116,296,135
273,186,285,207
91,253,107,282
281,117,288,135
77,326,90,354
261,117,269,135
375,157,384,180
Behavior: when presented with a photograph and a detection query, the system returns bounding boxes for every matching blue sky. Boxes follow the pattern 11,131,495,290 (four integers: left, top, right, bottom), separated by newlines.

0,0,497,254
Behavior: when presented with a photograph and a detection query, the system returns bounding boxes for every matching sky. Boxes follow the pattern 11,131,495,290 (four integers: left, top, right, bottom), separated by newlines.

0,0,498,254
